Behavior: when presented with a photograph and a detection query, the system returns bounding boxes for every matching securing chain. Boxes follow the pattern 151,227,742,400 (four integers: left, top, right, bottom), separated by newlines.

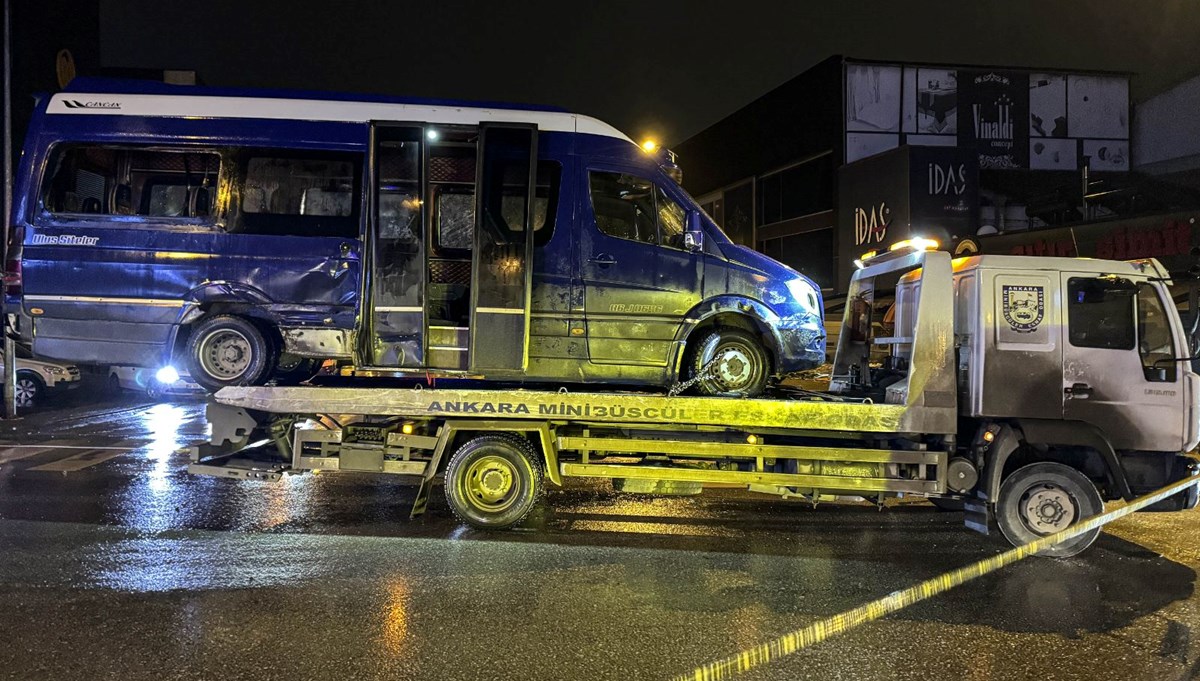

668,352,727,397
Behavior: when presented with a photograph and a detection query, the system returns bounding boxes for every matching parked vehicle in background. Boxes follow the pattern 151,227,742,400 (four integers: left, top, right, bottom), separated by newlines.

2,345,81,407
5,78,824,395
107,366,204,399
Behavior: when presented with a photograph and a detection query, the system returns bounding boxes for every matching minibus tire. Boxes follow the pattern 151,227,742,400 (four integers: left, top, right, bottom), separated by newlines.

996,462,1103,558
185,315,273,393
688,328,770,397
443,433,543,529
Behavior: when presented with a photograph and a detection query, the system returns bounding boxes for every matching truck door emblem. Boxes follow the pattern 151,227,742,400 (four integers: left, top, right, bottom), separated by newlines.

1001,285,1044,332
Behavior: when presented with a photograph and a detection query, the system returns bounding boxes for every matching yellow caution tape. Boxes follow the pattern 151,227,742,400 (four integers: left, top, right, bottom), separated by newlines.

674,475,1200,681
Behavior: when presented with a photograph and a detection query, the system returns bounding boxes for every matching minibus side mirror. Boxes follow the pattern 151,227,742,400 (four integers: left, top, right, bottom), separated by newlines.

684,212,704,252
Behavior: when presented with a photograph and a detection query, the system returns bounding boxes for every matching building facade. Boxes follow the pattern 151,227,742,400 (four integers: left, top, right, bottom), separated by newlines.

676,56,1197,297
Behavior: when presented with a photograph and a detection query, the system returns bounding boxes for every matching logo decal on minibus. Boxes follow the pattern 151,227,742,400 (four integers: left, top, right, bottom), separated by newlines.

62,100,121,110
31,234,99,246
1001,285,1044,332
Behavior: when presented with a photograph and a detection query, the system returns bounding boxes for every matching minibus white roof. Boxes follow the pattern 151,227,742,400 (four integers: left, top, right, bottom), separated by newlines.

45,91,635,143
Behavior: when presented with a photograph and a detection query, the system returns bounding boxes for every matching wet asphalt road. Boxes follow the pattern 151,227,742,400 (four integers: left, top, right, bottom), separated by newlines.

1,380,1200,680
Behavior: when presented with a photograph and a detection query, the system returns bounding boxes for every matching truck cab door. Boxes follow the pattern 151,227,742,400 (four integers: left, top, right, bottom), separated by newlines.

1060,274,1188,451
364,123,426,367
468,124,537,372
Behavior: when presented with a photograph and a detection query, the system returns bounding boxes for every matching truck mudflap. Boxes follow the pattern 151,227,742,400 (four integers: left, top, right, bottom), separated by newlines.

1139,454,1200,512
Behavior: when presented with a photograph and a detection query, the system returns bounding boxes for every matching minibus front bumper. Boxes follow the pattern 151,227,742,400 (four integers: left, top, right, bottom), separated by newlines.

775,312,826,374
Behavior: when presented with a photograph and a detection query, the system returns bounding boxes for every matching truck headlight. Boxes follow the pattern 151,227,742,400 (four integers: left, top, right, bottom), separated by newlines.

786,278,821,317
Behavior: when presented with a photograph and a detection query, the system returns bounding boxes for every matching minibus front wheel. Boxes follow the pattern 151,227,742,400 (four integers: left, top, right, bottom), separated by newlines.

687,328,770,397
185,315,274,393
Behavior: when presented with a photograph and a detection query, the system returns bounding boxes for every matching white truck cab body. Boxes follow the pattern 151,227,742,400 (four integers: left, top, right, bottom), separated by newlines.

945,256,1199,454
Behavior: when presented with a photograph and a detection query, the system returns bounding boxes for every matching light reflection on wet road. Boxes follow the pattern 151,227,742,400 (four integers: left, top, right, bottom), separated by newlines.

0,386,1198,680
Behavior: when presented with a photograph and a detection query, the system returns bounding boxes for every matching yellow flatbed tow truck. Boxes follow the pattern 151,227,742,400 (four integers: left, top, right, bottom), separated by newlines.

191,247,1200,556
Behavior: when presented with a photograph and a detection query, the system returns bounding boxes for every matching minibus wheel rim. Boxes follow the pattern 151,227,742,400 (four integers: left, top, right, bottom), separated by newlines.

198,329,253,380
705,338,766,393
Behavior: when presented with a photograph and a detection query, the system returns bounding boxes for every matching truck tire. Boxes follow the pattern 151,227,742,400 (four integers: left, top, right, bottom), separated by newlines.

444,433,544,529
996,462,1103,558
688,328,770,397
186,315,273,393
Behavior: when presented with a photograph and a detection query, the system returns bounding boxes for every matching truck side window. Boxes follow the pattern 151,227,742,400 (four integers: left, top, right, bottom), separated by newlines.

1137,284,1177,382
41,145,220,221
589,171,657,244
1066,277,1135,350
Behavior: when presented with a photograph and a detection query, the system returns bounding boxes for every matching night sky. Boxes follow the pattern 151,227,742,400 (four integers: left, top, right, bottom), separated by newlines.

100,0,1200,146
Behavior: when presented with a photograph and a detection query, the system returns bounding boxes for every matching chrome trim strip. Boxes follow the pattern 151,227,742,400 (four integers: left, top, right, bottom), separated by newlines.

476,307,525,315
24,294,188,307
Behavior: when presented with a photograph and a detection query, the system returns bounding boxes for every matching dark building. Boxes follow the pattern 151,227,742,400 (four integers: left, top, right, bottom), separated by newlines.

2,3,199,244
677,56,1198,297
7,2,102,169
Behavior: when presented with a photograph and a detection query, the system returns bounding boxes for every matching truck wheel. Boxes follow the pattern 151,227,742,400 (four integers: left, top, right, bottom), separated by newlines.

444,433,543,529
186,315,272,393
688,328,770,397
996,462,1103,558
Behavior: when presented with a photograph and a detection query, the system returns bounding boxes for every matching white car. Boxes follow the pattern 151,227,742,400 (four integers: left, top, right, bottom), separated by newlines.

107,366,204,398
1,346,82,407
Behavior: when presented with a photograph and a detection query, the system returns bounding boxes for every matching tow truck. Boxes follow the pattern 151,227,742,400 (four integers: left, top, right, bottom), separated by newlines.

190,244,1200,557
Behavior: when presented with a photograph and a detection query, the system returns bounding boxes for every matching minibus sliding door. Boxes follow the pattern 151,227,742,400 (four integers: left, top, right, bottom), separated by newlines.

468,124,537,372
366,123,426,367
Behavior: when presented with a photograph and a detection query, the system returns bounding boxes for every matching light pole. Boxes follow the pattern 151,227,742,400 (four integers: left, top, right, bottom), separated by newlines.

3,0,16,419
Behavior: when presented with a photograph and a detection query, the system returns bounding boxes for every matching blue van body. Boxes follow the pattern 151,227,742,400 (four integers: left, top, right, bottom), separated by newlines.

8,78,824,393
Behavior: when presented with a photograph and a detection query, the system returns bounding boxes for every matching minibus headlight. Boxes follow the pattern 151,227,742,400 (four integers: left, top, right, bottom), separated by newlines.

786,279,821,316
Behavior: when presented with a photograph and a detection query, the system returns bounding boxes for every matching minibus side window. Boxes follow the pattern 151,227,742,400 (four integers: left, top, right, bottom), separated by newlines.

589,170,689,249
41,144,220,221
229,150,362,239
588,171,656,244
656,186,686,249
432,160,561,252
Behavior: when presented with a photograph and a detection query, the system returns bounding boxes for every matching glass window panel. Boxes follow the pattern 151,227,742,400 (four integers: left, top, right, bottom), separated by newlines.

589,171,657,244
1067,277,1135,350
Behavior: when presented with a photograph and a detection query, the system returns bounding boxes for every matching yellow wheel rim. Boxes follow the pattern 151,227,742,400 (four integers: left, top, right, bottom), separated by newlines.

460,455,519,512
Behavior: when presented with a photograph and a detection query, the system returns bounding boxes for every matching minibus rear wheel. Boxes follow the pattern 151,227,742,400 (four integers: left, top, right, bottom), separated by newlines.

185,315,273,393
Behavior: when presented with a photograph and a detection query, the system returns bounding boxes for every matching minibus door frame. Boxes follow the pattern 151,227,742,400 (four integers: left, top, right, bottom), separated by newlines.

362,121,429,368
468,123,537,373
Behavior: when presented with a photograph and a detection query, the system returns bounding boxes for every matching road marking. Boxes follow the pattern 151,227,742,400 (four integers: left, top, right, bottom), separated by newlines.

0,444,134,451
28,448,128,473
0,447,57,464
672,474,1200,681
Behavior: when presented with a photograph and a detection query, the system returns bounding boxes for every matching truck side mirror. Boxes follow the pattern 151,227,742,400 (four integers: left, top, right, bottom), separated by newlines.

684,212,704,252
